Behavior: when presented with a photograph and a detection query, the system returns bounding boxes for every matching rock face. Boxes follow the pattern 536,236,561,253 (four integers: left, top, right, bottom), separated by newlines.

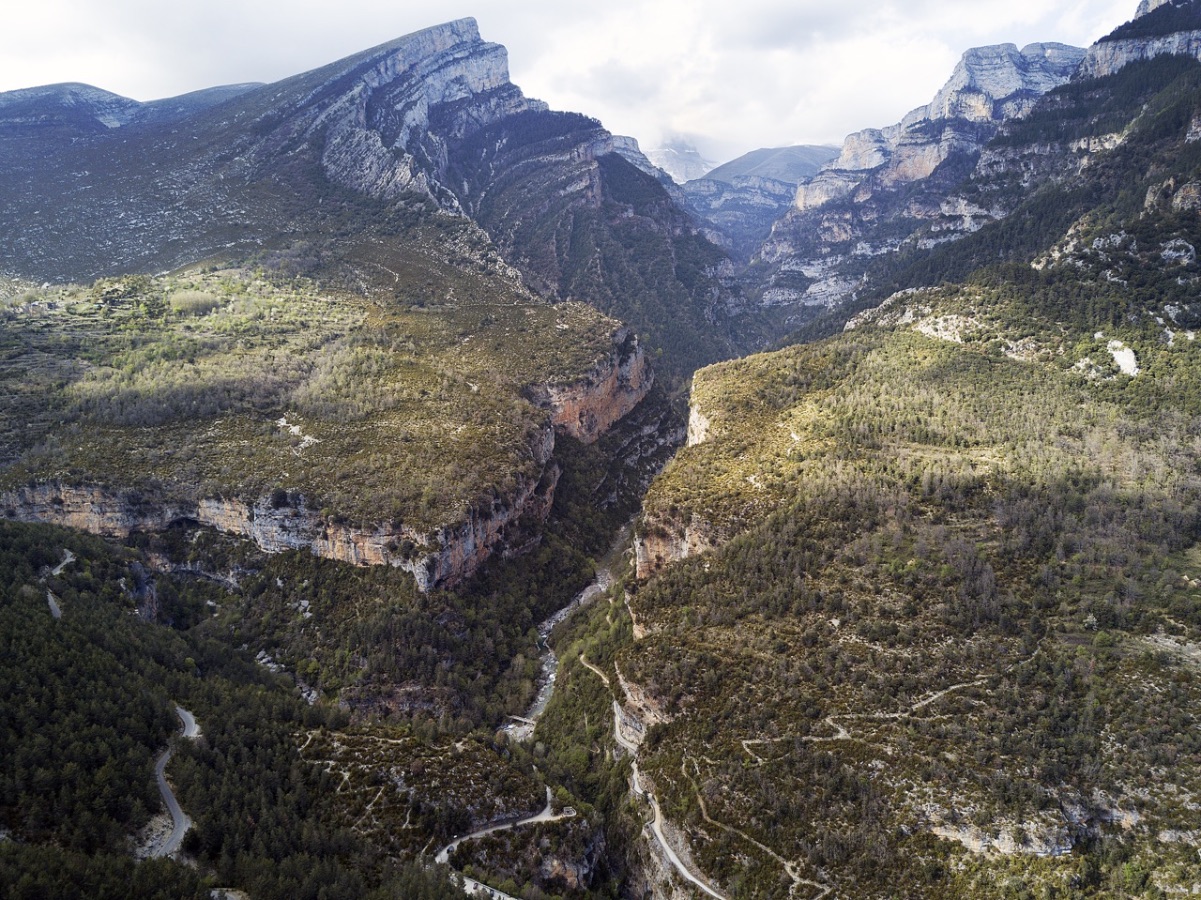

634,517,716,579
293,19,546,202
1080,29,1201,79
686,402,711,447
795,43,1085,214
1,426,557,593
531,328,654,444
755,42,1083,314
1078,0,1201,79
681,175,801,258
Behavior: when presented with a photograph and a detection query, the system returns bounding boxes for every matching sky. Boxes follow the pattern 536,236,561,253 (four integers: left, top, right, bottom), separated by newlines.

1,0,1139,162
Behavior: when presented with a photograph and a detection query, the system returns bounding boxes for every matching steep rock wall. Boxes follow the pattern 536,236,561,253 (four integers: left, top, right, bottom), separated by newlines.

1079,30,1201,80
300,19,546,201
758,42,1084,313
1,460,556,593
686,403,710,447
634,517,716,580
795,43,1085,215
530,327,654,444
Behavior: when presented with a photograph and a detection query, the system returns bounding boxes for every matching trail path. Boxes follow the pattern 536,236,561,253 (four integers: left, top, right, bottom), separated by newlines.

579,654,610,687
51,549,75,576
42,549,75,619
588,595,729,898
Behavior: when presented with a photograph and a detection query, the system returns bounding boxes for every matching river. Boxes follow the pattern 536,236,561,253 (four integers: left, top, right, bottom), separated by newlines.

502,525,627,742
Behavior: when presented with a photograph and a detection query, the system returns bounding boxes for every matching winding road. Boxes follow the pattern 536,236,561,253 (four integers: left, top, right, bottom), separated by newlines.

150,706,200,858
587,644,728,898
434,786,576,866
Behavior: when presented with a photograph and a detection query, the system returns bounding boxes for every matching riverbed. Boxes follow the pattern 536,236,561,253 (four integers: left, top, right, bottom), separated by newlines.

502,525,627,742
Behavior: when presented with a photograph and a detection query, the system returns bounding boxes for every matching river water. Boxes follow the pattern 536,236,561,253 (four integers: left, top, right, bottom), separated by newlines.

502,526,627,742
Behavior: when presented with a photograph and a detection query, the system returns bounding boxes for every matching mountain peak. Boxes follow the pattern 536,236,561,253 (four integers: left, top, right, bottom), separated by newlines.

922,42,1085,125
1137,0,1175,17
803,40,1082,194
644,142,716,184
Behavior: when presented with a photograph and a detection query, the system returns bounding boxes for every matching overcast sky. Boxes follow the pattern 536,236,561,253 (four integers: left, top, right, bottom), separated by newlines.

2,0,1139,161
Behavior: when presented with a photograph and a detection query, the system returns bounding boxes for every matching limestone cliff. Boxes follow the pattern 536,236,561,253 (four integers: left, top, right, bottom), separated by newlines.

634,517,716,580
634,402,714,578
246,18,546,204
1080,27,1201,80
686,402,710,447
757,42,1083,312
1077,0,1201,80
1,424,556,593
795,43,1085,214
530,328,654,444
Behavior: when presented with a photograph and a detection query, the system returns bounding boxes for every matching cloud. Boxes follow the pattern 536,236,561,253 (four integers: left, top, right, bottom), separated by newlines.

0,0,1139,162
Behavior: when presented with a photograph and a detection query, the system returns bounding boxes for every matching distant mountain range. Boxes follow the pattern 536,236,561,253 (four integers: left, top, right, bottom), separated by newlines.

643,143,716,183
703,144,838,184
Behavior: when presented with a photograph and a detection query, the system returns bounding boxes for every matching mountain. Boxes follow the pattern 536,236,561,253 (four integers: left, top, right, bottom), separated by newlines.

620,5,1201,896
752,41,1084,316
0,19,690,593
0,81,261,131
678,145,841,261
703,144,839,184
644,142,716,183
0,19,745,377
0,20,539,281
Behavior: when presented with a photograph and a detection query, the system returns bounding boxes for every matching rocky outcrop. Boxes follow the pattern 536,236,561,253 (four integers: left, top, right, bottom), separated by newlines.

1078,0,1201,80
530,327,654,444
272,18,546,202
795,43,1085,215
634,516,716,579
681,175,799,257
1079,29,1201,79
754,43,1084,314
686,402,710,447
1,455,557,593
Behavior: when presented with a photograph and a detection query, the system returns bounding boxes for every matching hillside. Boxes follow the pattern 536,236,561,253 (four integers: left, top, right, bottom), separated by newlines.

0,252,649,591
615,10,1201,899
